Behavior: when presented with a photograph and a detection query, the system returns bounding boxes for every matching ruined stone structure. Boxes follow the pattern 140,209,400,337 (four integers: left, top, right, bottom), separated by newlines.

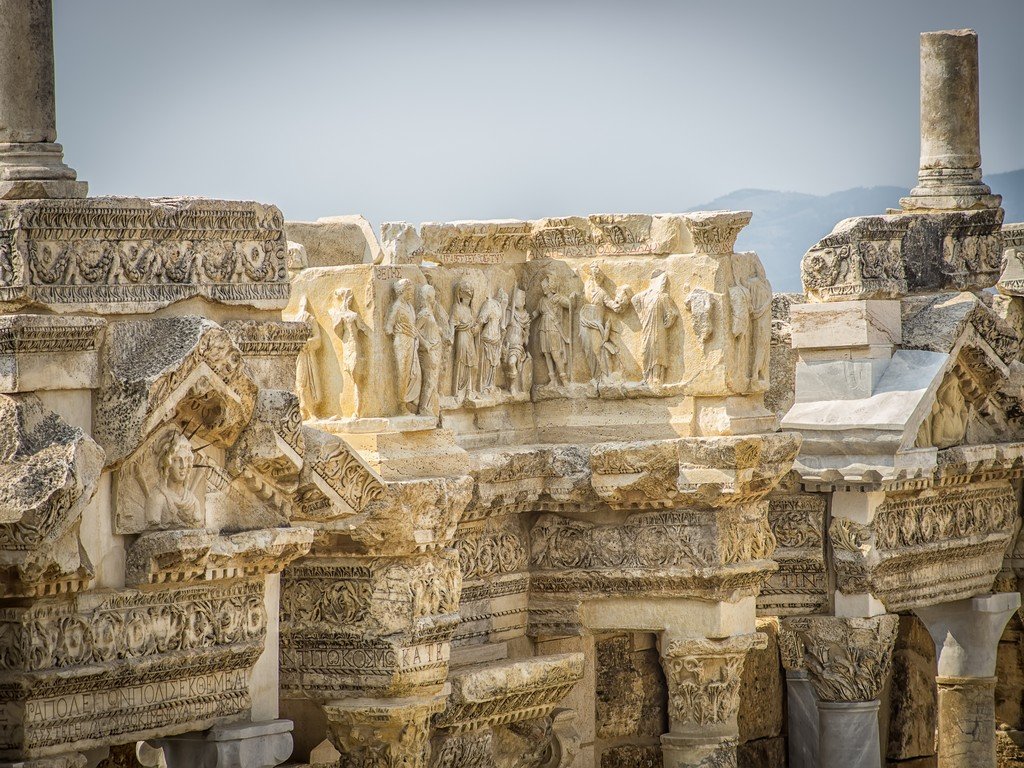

1,7,1023,768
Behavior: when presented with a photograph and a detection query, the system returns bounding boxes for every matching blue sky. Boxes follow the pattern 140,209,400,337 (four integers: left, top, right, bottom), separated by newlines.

54,1,1024,226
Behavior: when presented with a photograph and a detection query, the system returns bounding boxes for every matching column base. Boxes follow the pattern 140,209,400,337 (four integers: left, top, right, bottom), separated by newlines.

818,700,881,768
149,719,293,768
0,142,87,199
660,734,737,768
900,167,1001,211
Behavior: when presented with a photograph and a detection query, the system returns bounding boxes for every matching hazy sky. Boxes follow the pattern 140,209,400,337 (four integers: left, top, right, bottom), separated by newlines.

53,1,1024,228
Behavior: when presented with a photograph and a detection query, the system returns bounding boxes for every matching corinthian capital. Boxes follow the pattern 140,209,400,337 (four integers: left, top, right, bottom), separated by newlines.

783,615,898,702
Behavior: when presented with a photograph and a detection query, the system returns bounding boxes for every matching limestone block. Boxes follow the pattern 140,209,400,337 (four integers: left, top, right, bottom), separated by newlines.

285,215,381,268
801,208,1004,301
886,615,937,763
736,736,786,768
0,314,104,392
737,619,784,743
223,320,310,393
758,493,828,616
765,293,799,419
594,634,666,742
597,744,661,767
418,219,531,264
789,300,901,350
681,210,751,256
380,221,422,264
998,223,1024,296
0,198,288,313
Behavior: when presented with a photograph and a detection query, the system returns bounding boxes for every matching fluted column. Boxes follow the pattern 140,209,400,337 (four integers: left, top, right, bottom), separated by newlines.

915,593,1020,768
0,0,86,198
900,29,999,212
785,614,898,768
659,632,766,768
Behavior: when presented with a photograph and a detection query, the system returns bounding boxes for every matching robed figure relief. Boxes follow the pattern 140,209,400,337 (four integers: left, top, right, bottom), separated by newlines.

631,271,678,387
503,288,533,396
477,288,508,395
579,262,630,382
293,295,322,420
747,265,772,389
533,274,574,387
330,287,370,417
416,283,450,416
384,278,422,414
450,280,478,400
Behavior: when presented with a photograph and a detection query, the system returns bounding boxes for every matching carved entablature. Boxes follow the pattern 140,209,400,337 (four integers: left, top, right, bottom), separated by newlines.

294,427,387,524
0,314,105,393
0,197,289,313
759,493,828,616
466,446,593,520
783,614,898,702
590,433,801,510
801,209,1003,301
223,319,311,392
0,579,267,758
433,653,584,733
0,394,103,597
829,482,1017,611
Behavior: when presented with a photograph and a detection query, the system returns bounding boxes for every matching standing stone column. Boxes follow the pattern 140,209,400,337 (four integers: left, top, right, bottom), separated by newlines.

0,0,86,198
787,615,899,768
659,633,766,768
915,593,1021,768
900,29,999,212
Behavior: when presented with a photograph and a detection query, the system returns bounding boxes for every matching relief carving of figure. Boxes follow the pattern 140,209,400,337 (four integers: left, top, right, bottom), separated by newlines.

533,274,574,387
684,288,716,347
293,295,322,420
728,280,752,387
384,278,422,414
330,287,370,417
141,431,205,529
477,288,508,394
450,280,479,400
919,375,968,449
579,262,630,382
747,264,772,388
502,288,533,396
416,283,450,416
631,271,678,387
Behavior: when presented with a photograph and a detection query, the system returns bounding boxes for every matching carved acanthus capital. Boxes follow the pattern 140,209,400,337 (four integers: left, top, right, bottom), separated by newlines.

324,694,444,768
784,614,898,702
682,211,752,255
661,633,767,727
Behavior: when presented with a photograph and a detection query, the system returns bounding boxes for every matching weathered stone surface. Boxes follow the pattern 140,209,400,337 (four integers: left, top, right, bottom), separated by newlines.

285,215,381,268
594,634,666,741
738,619,784,743
886,615,937,763
599,744,661,768
737,736,786,768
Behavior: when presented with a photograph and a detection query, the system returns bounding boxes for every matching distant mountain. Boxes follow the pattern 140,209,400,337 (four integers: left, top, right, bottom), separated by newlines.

692,169,1024,293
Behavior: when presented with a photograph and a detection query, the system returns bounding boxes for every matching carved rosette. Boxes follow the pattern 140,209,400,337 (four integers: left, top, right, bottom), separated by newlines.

324,695,444,768
784,614,898,702
661,633,767,728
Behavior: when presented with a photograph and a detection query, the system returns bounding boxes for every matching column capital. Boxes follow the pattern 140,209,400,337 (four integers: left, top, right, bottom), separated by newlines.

783,614,898,702
914,592,1020,678
323,695,445,768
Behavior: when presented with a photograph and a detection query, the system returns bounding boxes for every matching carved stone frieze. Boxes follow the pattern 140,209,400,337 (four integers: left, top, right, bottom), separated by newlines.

323,694,444,768
0,197,289,313
758,493,827,616
784,614,899,702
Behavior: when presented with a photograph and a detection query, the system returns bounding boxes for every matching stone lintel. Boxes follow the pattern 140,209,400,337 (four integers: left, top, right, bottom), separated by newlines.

914,592,1020,678
789,300,902,351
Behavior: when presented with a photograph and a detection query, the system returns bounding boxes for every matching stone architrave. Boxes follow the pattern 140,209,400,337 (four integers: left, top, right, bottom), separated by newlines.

915,593,1021,768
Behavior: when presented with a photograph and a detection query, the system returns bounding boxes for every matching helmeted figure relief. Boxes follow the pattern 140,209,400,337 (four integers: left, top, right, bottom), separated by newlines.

503,288,533,396
450,280,478,399
477,288,508,394
141,430,204,529
747,264,772,388
294,295,322,420
631,271,678,387
384,278,422,414
533,274,574,387
728,280,752,387
416,283,449,416
330,287,370,417
579,262,630,382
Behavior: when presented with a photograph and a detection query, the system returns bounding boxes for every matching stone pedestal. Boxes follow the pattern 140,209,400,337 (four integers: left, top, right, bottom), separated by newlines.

0,0,86,198
818,701,882,768
149,720,293,768
900,29,999,211
915,592,1021,768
